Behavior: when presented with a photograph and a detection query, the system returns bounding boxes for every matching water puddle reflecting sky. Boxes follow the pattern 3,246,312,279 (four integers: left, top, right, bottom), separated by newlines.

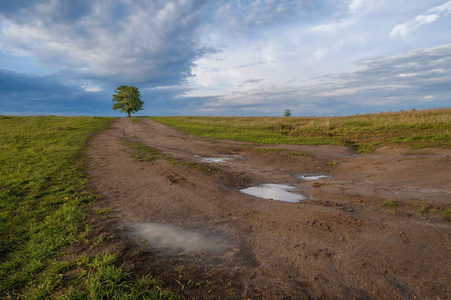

201,157,234,163
298,174,331,180
198,155,241,163
240,184,305,203
128,223,226,252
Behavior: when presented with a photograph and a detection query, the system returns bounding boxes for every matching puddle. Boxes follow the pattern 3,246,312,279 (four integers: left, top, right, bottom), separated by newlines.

298,174,331,181
128,223,226,253
240,184,305,203
201,157,234,163
351,154,370,157
199,155,241,163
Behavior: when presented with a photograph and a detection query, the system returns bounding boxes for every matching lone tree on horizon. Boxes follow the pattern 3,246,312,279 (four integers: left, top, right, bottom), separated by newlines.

112,85,144,117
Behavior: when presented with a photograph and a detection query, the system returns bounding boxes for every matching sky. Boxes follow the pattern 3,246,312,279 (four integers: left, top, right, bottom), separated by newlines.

0,0,450,117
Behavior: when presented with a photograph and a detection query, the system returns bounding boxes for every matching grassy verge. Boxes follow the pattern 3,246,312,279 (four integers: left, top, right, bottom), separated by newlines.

0,116,175,299
151,108,451,153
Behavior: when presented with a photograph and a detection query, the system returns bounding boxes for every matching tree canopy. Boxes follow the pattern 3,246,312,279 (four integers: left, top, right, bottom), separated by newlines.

112,85,144,117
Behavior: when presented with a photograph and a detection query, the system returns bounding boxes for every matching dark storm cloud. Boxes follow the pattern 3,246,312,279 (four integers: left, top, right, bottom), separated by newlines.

0,69,109,115
1,0,209,86
0,0,37,14
0,0,96,26
0,0,218,116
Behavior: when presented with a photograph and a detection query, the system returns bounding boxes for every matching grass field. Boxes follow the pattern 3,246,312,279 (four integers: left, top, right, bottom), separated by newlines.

151,108,451,153
0,116,175,299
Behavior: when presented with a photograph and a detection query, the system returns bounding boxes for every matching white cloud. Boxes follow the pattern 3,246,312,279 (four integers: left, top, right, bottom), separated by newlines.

390,14,439,38
390,1,451,39
191,44,451,115
309,0,379,34
429,1,451,15
207,0,312,37
309,18,357,33
348,0,372,14
398,68,445,78
82,85,103,92
349,0,364,12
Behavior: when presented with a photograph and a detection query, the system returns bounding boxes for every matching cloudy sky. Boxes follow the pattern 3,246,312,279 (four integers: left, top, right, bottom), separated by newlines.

1,0,450,117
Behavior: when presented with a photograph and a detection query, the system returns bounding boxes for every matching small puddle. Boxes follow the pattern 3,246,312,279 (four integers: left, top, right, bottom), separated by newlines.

198,155,241,163
201,157,234,163
240,184,305,203
128,223,226,253
298,174,331,181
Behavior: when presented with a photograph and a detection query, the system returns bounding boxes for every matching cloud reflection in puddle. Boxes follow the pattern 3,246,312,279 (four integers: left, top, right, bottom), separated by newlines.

240,184,305,203
198,155,241,163
298,174,331,180
129,223,226,253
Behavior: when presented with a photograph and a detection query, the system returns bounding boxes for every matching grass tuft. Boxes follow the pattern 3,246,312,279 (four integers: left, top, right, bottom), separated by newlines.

130,117,142,124
252,148,282,153
382,200,401,208
291,151,309,157
431,205,451,221
122,140,164,161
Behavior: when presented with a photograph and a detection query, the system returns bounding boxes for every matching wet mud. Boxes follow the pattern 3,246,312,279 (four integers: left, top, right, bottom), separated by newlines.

85,118,451,299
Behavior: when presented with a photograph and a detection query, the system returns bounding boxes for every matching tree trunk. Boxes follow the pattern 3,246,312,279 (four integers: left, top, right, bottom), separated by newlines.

127,111,131,117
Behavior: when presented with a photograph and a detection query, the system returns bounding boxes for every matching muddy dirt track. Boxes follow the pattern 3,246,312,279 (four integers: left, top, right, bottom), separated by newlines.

85,118,451,299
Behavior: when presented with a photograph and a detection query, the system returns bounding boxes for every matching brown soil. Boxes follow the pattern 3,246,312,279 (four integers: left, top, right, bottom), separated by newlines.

83,118,451,299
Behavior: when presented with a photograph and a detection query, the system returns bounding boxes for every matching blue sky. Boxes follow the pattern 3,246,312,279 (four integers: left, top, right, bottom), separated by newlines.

0,0,450,117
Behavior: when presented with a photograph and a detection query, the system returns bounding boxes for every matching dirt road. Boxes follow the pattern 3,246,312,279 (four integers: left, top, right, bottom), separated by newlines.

86,118,451,299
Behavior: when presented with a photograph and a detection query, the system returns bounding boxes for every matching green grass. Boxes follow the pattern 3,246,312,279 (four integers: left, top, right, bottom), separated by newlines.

291,151,309,157
0,116,175,299
430,205,451,221
382,200,402,208
252,148,282,153
130,117,142,124
150,108,451,153
441,207,451,221
121,140,164,161
122,140,222,175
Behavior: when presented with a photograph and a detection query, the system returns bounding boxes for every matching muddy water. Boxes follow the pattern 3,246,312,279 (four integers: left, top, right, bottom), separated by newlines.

128,223,226,252
240,184,305,202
